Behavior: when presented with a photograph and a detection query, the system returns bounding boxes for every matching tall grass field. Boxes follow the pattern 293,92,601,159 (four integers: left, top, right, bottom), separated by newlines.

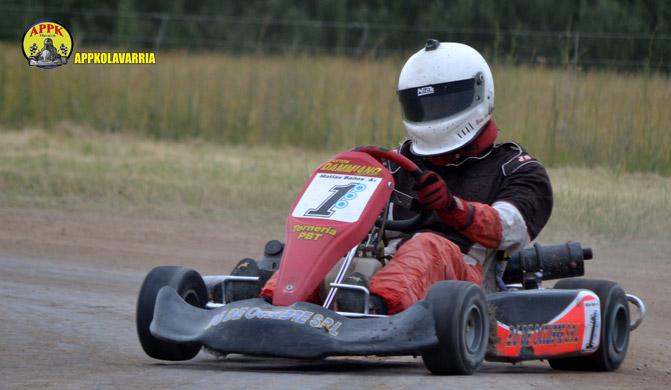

0,129,669,240
1,44,670,174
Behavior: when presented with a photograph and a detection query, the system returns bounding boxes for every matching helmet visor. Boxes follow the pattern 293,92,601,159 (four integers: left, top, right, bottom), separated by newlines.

398,78,479,122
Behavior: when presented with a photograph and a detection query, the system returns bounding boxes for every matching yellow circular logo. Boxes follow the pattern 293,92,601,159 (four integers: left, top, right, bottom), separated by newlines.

22,21,73,69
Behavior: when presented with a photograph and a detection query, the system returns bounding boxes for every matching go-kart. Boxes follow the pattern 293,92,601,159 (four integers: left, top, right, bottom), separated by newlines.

136,146,645,375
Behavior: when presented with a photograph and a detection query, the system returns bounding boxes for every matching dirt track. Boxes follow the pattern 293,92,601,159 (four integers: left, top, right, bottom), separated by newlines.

1,207,670,389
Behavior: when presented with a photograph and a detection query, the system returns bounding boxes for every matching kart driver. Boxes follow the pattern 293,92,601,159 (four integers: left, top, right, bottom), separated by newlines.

339,40,553,314
254,40,553,315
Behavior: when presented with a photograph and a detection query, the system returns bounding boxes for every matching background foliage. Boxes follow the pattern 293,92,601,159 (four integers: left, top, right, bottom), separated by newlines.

1,1,669,174
2,0,670,69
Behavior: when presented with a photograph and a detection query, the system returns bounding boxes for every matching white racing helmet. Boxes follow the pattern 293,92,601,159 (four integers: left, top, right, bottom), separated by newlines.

397,40,495,156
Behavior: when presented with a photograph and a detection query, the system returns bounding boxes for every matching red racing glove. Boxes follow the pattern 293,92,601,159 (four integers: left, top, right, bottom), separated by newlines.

414,171,455,210
413,170,503,248
414,171,473,230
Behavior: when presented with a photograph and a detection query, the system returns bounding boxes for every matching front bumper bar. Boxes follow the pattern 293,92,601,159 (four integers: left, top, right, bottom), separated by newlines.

150,286,438,359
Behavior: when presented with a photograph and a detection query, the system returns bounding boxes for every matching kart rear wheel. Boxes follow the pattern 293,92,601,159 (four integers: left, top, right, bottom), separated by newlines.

421,281,489,375
549,278,630,371
136,266,208,361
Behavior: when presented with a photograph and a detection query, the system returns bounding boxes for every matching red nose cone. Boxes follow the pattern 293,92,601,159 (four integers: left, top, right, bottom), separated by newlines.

271,151,393,306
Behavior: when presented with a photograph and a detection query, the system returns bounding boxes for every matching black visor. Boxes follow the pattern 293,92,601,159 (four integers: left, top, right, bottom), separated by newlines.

398,78,476,122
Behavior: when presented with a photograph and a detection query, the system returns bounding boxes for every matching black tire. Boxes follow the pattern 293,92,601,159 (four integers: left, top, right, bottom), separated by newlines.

421,281,489,375
224,258,263,303
549,278,630,371
136,266,208,361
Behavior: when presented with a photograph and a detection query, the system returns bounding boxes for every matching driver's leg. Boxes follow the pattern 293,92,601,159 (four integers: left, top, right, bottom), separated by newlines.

369,232,483,314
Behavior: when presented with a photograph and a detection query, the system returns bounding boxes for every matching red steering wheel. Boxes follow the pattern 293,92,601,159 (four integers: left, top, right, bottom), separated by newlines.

354,146,433,232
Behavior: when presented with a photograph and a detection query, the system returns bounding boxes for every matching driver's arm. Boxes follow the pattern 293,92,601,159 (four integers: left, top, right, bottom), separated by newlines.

415,161,552,252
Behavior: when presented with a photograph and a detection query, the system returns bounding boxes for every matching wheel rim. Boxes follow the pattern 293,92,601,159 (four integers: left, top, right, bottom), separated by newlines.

464,304,485,354
183,289,200,307
611,304,628,354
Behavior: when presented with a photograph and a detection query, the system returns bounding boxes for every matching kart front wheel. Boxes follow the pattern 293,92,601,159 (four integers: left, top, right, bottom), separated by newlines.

136,266,208,361
421,281,489,375
549,278,630,371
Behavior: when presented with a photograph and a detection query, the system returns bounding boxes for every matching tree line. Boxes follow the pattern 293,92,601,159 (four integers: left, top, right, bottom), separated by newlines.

3,0,670,69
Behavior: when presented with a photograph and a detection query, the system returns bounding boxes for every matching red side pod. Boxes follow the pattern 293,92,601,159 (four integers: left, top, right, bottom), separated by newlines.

272,151,393,306
491,291,601,361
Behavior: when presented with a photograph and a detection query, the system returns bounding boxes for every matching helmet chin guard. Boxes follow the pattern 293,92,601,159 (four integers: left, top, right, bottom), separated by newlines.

397,41,495,156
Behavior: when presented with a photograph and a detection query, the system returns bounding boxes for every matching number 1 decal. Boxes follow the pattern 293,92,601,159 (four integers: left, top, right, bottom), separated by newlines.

292,173,381,222
305,183,366,217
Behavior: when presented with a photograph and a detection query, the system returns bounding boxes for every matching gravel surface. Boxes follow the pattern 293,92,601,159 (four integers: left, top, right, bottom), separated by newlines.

1,208,668,389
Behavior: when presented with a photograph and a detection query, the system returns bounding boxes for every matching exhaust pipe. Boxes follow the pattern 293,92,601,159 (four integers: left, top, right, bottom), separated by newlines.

502,241,592,287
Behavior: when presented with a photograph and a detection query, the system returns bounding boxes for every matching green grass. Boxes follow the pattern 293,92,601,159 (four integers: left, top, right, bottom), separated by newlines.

0,127,324,224
1,45,670,174
1,129,669,240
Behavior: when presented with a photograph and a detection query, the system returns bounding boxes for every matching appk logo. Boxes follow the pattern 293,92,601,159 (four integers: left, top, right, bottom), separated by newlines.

22,21,73,69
